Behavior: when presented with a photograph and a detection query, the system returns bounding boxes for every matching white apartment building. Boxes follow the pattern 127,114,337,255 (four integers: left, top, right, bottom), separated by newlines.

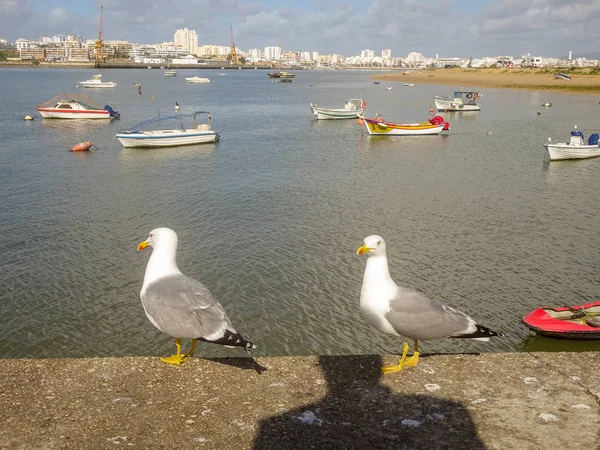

264,46,281,61
521,53,543,67
299,51,311,62
311,51,319,61
174,27,198,54
382,49,392,59
247,48,262,62
360,49,374,62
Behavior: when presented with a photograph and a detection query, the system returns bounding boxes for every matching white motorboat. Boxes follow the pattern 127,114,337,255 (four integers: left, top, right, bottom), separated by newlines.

185,77,210,84
544,127,600,161
164,69,177,77
434,89,480,111
78,74,117,88
37,92,120,119
116,111,218,148
311,98,367,120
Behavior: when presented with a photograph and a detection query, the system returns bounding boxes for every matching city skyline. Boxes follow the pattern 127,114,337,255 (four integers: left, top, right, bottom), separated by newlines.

2,0,600,58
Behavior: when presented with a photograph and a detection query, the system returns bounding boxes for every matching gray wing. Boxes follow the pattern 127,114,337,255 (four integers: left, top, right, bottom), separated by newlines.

141,274,235,340
384,287,476,341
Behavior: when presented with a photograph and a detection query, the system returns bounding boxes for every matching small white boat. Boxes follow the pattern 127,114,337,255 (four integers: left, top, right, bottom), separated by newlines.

78,74,117,88
185,77,210,84
37,92,119,119
403,83,415,87
164,69,177,77
434,89,481,111
555,73,571,80
116,111,218,148
544,127,600,161
386,86,393,91
361,115,450,136
311,98,366,120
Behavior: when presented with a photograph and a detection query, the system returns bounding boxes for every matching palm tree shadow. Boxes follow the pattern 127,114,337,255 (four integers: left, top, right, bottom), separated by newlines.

252,354,486,450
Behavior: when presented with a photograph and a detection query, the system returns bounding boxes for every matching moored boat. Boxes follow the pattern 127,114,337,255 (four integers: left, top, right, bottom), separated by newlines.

115,111,218,148
267,71,295,78
522,301,600,339
361,115,450,136
311,98,366,120
37,92,120,119
555,73,571,80
544,127,600,161
434,89,481,111
79,74,117,88
185,77,210,84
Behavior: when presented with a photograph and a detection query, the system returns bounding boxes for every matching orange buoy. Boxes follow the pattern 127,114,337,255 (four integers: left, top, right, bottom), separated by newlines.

71,141,93,152
429,108,434,113
357,118,364,126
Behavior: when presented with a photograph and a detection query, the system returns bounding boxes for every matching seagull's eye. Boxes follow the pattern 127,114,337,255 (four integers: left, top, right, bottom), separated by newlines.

149,234,153,238
377,240,381,245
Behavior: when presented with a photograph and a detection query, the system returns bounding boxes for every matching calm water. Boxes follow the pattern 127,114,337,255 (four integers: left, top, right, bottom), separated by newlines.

1,68,599,359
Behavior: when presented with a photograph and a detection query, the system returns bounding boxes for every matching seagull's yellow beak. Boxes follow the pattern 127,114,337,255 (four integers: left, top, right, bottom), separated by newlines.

138,240,149,251
357,245,370,255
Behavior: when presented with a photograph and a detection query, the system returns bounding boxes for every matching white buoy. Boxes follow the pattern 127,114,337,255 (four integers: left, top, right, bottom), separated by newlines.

175,102,180,111
24,115,34,120
574,125,578,129
547,137,552,142
487,131,492,135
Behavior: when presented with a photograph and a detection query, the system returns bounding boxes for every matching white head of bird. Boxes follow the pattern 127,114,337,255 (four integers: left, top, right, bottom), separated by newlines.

138,228,180,285
357,235,386,257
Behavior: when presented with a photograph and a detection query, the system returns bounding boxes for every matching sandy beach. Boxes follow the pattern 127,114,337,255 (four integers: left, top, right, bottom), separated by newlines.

374,68,600,94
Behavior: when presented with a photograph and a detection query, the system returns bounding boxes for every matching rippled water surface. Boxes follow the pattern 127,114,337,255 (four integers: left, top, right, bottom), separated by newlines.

1,68,599,359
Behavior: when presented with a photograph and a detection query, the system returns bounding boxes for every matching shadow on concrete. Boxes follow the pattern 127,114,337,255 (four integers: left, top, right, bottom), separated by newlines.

252,355,486,450
205,356,267,374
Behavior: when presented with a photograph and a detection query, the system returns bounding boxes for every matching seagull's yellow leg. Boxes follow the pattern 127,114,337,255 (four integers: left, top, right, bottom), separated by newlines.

403,340,420,368
160,338,190,365
381,342,410,374
186,339,197,358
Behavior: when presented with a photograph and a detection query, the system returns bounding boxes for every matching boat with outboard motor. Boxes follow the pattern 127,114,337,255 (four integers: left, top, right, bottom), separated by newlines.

544,126,600,161
434,89,480,111
37,92,120,119
522,301,600,339
115,111,218,148
360,115,450,136
311,98,366,120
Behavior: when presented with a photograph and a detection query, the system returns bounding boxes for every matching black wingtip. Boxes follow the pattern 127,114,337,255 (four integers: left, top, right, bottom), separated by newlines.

451,324,503,339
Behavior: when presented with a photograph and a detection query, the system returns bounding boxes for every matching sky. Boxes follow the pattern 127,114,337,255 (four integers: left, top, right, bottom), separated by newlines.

2,0,600,58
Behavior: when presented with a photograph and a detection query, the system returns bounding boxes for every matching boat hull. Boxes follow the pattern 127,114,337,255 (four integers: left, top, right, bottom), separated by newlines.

434,99,480,111
522,302,600,339
79,82,117,88
116,129,219,148
363,118,445,136
185,77,210,83
37,108,110,119
312,107,366,120
545,143,600,161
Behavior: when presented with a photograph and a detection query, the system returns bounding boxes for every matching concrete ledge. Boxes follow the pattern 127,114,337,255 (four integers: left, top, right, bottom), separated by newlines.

1,352,599,449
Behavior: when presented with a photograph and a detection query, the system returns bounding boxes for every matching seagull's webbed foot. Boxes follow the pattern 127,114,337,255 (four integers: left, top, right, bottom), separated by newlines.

381,340,420,374
161,338,190,366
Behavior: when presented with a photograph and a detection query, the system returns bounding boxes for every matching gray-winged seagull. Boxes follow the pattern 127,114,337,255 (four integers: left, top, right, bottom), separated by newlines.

357,235,502,374
138,227,256,365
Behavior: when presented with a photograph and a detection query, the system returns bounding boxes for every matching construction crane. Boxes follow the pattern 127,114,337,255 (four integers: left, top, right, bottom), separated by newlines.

229,26,241,65
95,5,104,67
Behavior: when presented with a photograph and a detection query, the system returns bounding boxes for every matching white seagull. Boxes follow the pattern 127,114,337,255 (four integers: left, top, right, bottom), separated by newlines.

357,235,501,374
138,228,255,365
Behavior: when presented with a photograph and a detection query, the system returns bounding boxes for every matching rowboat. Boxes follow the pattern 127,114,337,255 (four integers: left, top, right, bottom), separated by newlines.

115,111,218,148
555,73,571,80
361,115,450,136
522,301,600,339
544,127,600,161
311,98,366,120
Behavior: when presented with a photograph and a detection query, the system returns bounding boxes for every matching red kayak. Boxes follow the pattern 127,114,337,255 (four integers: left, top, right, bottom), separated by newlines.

522,301,600,339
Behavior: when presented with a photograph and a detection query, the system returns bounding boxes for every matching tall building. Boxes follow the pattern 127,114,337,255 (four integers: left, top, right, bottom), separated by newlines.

174,27,198,54
360,49,374,62
264,46,281,61
382,49,392,59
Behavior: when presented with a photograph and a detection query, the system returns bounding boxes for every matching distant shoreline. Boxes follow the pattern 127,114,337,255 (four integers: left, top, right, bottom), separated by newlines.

372,68,600,94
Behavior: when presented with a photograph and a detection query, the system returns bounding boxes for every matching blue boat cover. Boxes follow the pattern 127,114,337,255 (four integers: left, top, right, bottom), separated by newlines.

571,131,584,139
588,133,599,145
103,105,120,118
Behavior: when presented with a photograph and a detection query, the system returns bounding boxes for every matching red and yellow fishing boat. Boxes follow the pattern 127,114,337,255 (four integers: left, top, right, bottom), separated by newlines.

361,115,450,136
